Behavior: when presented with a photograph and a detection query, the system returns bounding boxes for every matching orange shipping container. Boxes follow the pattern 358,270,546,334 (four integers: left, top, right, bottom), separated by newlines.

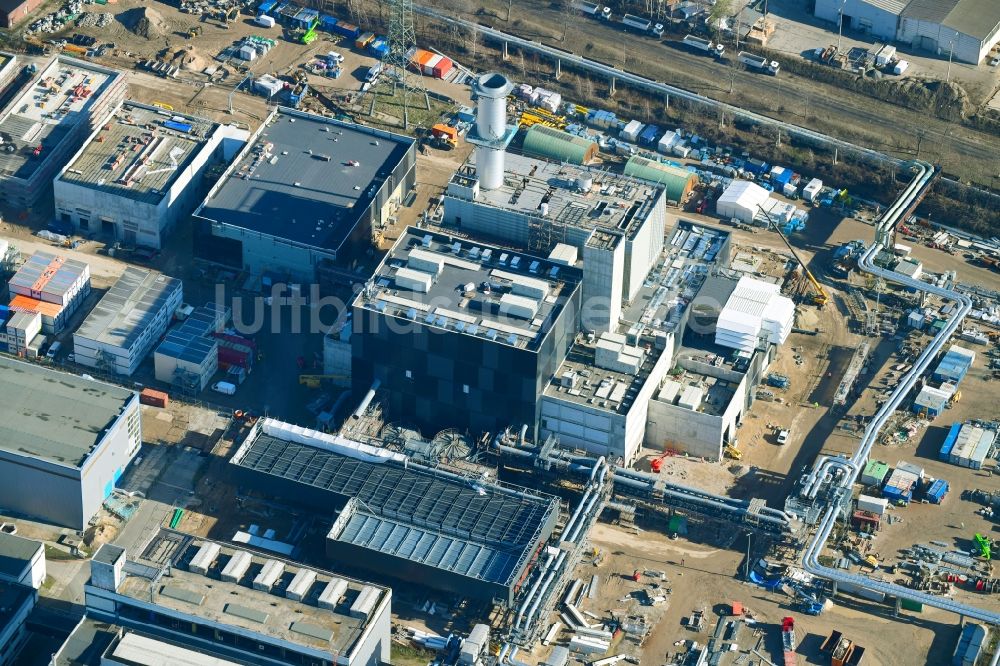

9,294,62,318
416,49,436,66
140,388,170,408
432,57,453,79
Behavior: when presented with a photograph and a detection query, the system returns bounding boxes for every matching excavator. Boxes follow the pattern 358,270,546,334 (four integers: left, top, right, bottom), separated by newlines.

757,205,829,308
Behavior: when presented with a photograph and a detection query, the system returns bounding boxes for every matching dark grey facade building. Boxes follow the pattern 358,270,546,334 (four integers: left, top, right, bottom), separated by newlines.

351,228,583,438
193,108,416,281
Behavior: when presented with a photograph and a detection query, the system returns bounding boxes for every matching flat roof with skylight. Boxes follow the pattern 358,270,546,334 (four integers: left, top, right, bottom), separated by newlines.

0,56,120,182
0,356,135,467
56,102,219,205
110,530,387,658
195,108,413,254
355,227,582,351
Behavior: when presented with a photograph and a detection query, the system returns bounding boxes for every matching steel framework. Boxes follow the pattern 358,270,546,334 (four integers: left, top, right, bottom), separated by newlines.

368,0,429,129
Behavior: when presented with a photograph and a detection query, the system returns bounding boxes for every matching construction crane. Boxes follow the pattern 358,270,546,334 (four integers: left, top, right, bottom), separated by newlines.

757,205,829,308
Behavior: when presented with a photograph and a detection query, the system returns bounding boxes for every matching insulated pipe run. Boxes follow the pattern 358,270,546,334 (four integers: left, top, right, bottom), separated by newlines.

522,550,567,631
566,489,602,543
513,550,554,630
350,379,381,419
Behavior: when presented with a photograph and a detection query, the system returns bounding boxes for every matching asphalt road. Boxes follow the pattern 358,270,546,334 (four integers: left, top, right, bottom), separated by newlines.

449,2,998,181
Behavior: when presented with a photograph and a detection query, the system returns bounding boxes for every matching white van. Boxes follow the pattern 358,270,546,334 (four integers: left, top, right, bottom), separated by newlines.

46,341,62,360
212,381,236,396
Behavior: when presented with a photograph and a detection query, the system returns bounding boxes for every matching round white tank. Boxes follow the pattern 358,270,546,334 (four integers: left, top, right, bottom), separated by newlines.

477,145,505,190
577,175,593,192
474,72,514,142
540,202,549,216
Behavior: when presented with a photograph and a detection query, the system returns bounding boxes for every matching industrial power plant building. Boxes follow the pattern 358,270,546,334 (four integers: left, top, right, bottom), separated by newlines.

0,56,126,208
352,228,583,437
73,267,183,376
53,102,248,249
82,537,391,666
230,418,559,605
193,107,416,281
0,358,140,529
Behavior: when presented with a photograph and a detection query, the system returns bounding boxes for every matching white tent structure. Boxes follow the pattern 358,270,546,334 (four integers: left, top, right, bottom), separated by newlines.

715,276,795,353
716,181,770,223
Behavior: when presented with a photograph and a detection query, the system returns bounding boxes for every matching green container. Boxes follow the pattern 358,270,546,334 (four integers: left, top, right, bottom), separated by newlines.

899,598,923,612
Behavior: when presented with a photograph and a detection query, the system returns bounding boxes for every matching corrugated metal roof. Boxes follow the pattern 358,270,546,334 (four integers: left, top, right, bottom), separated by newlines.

74,267,181,349
902,0,1000,41
864,0,908,14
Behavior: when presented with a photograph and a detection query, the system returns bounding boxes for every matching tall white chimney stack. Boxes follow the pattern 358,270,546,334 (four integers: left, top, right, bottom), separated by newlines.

469,72,514,190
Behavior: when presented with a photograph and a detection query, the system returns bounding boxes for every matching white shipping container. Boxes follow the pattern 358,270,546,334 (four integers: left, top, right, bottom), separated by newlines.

657,130,678,153
255,14,275,27
802,178,823,201
395,267,434,293
620,119,644,142
422,54,443,76
893,60,909,75
238,45,257,61
857,494,888,515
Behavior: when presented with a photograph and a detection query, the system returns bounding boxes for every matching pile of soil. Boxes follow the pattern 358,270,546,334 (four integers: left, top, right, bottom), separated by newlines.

118,6,171,40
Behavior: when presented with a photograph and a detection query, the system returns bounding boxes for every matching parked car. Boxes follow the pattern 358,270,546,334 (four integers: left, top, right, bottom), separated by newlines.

777,429,790,445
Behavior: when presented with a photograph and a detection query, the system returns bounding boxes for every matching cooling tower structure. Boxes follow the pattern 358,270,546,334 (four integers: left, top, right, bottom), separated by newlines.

467,72,516,190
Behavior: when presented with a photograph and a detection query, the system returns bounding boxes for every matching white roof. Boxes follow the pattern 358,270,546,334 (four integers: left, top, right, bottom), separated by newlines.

716,276,795,351
110,633,241,666
717,180,770,211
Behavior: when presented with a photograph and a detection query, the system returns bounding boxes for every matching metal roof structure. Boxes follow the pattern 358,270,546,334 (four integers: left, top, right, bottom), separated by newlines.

7,251,89,303
521,124,598,165
194,108,414,255
57,102,219,205
231,419,558,592
0,356,135,467
154,303,227,366
902,0,1000,40
75,267,182,350
0,56,118,182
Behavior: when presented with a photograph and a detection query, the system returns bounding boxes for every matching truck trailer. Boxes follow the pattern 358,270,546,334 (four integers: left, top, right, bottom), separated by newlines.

573,0,611,19
683,34,725,58
738,51,779,75
622,13,664,37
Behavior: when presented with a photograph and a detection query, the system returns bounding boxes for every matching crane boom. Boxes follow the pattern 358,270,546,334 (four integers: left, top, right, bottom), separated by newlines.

757,206,828,307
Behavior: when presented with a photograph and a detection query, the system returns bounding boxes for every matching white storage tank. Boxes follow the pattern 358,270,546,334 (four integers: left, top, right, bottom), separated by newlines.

253,559,285,591
285,568,318,601
318,578,349,610
220,550,252,583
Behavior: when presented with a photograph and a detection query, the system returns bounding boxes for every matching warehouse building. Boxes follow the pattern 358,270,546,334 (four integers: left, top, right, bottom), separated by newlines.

54,102,248,249
539,221,731,464
352,228,582,437
0,357,140,529
230,418,559,605
82,536,391,666
623,156,699,204
0,56,126,208
0,532,45,589
444,152,667,333
521,124,599,165
815,0,1000,64
73,267,183,376
6,251,90,334
193,107,416,281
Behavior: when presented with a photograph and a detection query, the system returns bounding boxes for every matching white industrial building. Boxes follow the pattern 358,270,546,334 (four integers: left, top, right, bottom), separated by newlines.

716,180,770,224
815,0,1000,64
540,221,732,464
715,276,795,354
0,532,45,590
82,539,392,666
73,267,182,376
7,251,91,334
0,357,141,529
54,102,248,249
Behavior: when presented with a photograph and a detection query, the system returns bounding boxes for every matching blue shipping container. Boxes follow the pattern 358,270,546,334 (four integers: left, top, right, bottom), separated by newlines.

926,479,948,504
258,0,277,13
163,120,193,133
333,21,360,38
939,422,962,460
639,124,660,146
771,166,792,185
319,15,338,31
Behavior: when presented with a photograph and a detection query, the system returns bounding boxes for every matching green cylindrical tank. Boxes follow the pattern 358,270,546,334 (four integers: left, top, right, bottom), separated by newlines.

624,156,698,202
521,125,598,165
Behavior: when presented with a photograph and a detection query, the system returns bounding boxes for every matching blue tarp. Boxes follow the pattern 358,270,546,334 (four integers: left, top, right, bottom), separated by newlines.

939,422,962,460
163,120,193,133
771,166,792,184
639,124,660,146
258,0,277,13
749,570,783,590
